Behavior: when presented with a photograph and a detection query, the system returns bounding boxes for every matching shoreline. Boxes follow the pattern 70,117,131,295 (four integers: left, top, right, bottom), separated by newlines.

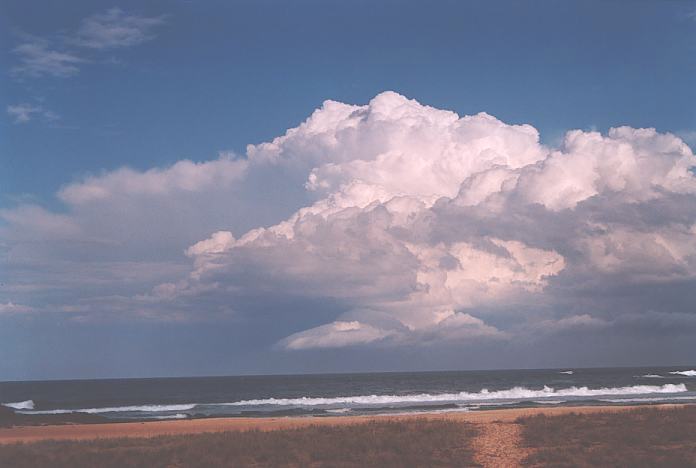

0,403,691,444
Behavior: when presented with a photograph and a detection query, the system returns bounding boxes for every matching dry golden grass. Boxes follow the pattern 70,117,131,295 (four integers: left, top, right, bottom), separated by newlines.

0,419,478,468
517,405,696,467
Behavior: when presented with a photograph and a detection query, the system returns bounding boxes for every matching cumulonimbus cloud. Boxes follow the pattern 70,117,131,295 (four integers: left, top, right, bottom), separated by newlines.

2,92,696,350
177,92,696,348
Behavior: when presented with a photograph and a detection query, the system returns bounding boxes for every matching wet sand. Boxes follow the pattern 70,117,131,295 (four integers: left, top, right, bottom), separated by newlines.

0,404,687,445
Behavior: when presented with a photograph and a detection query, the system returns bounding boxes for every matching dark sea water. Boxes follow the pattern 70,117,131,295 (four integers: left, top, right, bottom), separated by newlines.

1,367,695,421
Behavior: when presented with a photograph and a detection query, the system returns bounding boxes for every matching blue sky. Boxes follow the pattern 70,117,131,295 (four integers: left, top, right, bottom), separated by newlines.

3,0,694,207
2,1,696,380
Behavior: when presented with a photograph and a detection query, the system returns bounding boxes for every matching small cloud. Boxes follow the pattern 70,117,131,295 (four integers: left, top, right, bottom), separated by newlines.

279,312,505,350
11,40,84,78
0,302,34,316
7,104,39,123
281,321,394,350
531,314,610,336
71,8,166,49
7,103,59,124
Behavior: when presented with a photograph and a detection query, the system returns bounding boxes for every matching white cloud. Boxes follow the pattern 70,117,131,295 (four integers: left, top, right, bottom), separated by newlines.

58,153,248,205
10,8,165,80
72,8,166,49
282,321,395,349
1,153,251,257
0,302,34,316
250,91,547,207
280,312,505,350
534,314,610,334
516,127,696,210
7,104,39,123
179,92,696,348
11,41,84,78
7,103,59,124
2,92,696,351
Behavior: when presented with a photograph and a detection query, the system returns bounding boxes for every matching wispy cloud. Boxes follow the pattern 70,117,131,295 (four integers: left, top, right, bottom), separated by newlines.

71,8,166,49
7,103,59,124
11,40,84,78
9,9,166,79
0,302,34,316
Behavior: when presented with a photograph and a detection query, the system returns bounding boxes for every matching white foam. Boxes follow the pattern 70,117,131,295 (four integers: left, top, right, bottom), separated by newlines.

19,404,195,415
599,396,696,403
2,400,34,410
559,371,574,374
465,401,521,407
640,374,664,378
152,413,188,420
220,384,688,407
669,370,696,377
13,382,691,417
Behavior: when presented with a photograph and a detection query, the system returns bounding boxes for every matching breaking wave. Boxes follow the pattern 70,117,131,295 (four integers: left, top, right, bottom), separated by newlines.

11,383,690,418
599,396,696,403
19,404,196,415
669,370,696,377
558,370,574,374
2,400,34,410
222,384,688,407
152,413,189,420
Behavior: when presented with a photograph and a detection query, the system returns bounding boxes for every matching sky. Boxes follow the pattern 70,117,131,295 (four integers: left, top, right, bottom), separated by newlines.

1,0,696,381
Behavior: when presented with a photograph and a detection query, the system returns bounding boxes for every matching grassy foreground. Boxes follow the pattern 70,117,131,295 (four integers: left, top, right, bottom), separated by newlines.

0,419,478,468
3,406,696,467
518,405,696,467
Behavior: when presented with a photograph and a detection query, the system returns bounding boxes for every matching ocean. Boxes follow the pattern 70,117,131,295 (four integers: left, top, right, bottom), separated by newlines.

2,366,695,421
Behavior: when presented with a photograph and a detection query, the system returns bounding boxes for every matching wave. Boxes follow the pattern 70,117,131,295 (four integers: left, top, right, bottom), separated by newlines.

599,396,696,403
19,403,196,415
2,400,34,410
12,383,689,417
221,384,687,407
640,374,664,378
152,413,188,420
558,371,574,374
669,370,696,377
468,401,521,408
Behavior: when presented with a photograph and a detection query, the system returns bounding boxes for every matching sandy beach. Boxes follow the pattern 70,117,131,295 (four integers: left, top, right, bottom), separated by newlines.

0,404,684,444
2,404,694,466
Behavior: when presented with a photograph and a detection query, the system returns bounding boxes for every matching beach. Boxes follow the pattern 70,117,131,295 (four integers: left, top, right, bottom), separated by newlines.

1,404,694,467
0,403,674,444
3,367,695,463
2,368,695,465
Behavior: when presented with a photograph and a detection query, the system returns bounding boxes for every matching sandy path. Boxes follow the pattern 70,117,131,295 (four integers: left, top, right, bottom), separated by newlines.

472,420,529,467
0,404,688,445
